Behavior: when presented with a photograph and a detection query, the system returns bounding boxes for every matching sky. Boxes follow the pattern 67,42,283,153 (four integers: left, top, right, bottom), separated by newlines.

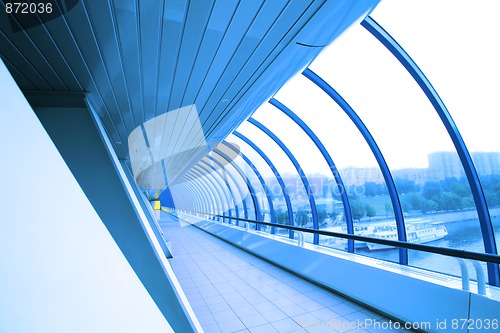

233,0,500,175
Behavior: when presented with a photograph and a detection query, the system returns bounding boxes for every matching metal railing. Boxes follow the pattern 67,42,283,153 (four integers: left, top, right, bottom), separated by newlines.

171,209,500,292
173,209,500,265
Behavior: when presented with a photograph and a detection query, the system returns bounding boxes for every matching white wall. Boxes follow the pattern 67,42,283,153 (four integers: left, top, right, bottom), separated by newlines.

0,61,174,332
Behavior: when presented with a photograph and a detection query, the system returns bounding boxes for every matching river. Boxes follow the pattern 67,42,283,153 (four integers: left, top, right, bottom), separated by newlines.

355,217,500,279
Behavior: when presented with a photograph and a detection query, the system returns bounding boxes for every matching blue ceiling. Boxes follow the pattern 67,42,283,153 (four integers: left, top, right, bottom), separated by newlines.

0,0,380,190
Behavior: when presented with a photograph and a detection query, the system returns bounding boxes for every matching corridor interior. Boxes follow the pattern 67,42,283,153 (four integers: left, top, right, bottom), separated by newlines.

160,212,414,333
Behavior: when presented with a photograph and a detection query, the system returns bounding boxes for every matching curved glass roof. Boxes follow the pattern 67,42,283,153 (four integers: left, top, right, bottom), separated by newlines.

165,0,500,286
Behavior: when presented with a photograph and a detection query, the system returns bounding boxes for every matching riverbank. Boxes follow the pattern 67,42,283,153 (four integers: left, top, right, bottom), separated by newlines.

356,206,500,224
424,206,500,223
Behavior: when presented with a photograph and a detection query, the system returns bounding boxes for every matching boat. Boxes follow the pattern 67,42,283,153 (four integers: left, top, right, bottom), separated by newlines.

364,219,448,251
320,223,382,249
318,219,448,251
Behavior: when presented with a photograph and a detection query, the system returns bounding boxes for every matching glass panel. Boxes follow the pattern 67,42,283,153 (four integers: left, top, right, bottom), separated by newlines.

225,147,271,226
373,0,500,261
216,142,276,231
196,159,233,218
243,194,257,222
209,145,258,223
168,183,197,212
180,182,202,212
190,167,222,215
309,21,483,276
252,103,344,248
274,73,397,261
204,154,246,222
237,121,310,240
219,152,253,221
228,134,291,237
185,173,213,214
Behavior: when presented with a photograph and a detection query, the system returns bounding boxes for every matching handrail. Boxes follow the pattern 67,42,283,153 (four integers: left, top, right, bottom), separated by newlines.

176,209,500,265
296,231,305,247
456,258,470,291
471,261,487,295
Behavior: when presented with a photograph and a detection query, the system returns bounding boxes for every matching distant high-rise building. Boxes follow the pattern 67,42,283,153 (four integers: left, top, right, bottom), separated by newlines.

338,167,385,186
264,152,500,200
427,151,500,181
470,152,500,176
427,152,464,181
392,168,427,185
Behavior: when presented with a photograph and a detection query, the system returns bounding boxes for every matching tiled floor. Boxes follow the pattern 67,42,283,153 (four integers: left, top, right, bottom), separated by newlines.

160,213,414,333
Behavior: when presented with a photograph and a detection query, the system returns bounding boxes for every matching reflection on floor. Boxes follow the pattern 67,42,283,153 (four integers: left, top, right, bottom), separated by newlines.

160,213,414,333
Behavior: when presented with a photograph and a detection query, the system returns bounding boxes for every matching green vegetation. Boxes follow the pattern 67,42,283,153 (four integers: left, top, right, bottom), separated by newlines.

365,204,376,219
275,209,288,224
295,210,308,226
271,175,500,223
347,175,500,218
349,199,365,221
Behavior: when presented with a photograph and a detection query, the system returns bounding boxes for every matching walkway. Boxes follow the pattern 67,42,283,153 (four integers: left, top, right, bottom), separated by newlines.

160,213,413,333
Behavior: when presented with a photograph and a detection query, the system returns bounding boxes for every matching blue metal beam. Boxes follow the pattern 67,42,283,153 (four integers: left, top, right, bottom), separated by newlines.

174,183,198,211
179,181,206,211
247,117,320,244
270,98,355,252
201,155,249,220
198,162,236,222
211,148,262,229
188,181,208,213
203,155,244,223
186,169,223,216
233,131,295,239
200,156,249,221
197,161,238,220
303,68,408,263
185,170,219,216
176,181,203,212
362,16,499,285
221,141,277,232
192,164,228,218
184,172,214,214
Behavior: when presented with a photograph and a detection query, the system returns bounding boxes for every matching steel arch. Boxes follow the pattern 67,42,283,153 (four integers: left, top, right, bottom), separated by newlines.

362,16,499,285
195,162,236,222
200,156,249,220
202,157,243,220
196,161,237,219
269,98,355,252
176,179,204,212
184,171,216,214
200,156,248,224
185,170,220,215
168,184,196,211
179,177,209,213
233,131,295,239
303,68,408,263
191,164,229,217
211,148,262,229
247,117,320,244
221,141,277,232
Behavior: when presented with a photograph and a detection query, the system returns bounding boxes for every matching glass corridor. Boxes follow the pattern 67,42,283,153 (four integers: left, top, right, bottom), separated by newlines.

161,212,414,332
162,1,500,288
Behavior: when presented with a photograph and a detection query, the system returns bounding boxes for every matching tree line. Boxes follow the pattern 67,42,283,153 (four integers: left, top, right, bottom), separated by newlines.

347,175,500,219
270,175,500,224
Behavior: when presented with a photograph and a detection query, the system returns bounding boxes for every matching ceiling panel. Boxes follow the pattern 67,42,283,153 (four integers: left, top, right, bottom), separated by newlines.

0,0,381,195
2,57,36,89
0,30,52,89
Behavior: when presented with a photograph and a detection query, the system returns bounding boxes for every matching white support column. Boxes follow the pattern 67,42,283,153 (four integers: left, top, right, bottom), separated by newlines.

0,62,174,332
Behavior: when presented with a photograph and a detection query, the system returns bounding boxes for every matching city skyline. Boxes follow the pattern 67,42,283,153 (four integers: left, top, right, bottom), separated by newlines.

269,151,500,187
